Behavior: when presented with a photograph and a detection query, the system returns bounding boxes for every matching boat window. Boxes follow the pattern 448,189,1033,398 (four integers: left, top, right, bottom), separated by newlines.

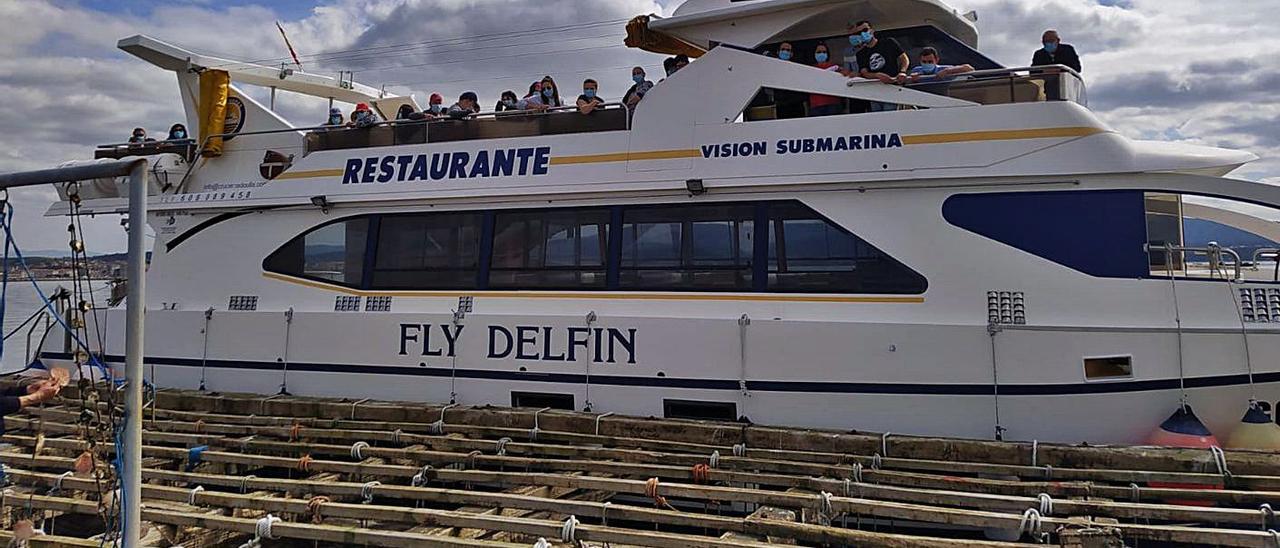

510,391,574,410
768,203,926,293
263,218,368,287
264,200,927,294
371,212,483,289
619,204,755,290
1084,356,1133,380
1143,193,1280,281
490,208,611,289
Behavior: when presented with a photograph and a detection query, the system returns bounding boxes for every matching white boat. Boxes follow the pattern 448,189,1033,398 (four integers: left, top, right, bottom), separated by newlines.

35,0,1279,445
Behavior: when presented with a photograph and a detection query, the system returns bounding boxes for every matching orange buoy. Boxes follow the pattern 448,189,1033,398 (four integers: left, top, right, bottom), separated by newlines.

1226,403,1280,451
1147,405,1221,506
1148,405,1219,447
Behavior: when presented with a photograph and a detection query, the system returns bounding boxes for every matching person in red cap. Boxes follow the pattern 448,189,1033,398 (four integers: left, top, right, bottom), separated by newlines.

350,102,379,128
423,93,445,119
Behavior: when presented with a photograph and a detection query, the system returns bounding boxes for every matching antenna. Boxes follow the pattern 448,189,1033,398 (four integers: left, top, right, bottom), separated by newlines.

276,21,303,69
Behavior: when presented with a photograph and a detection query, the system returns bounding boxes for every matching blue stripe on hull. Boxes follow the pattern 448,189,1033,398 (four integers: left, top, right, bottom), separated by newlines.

40,352,1280,396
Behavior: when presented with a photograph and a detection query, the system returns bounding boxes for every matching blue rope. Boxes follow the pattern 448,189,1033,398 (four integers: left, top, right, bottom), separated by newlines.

185,445,209,471
0,203,111,379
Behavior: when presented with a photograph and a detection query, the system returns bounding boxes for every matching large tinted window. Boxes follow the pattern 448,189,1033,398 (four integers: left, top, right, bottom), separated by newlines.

619,204,754,290
371,212,482,289
490,208,609,289
263,218,368,286
768,204,925,293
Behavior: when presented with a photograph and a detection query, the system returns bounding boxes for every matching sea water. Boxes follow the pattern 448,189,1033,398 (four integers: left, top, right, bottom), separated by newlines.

0,280,110,374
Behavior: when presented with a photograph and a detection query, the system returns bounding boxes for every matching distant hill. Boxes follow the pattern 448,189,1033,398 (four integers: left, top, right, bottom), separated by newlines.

1184,218,1280,260
22,249,125,259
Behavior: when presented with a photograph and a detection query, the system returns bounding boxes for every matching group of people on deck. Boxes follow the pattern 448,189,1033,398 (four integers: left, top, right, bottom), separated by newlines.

322,53,696,129
764,20,1081,116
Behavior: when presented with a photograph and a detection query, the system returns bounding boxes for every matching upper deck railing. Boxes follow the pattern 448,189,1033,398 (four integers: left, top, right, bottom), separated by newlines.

900,64,1086,107
304,103,631,155
95,139,198,162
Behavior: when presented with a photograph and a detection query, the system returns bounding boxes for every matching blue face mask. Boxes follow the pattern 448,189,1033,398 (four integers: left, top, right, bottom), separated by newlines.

1043,41,1057,54
920,62,937,73
778,50,792,61
849,35,862,47
861,30,873,42
584,89,596,98
173,130,185,139
430,104,442,113
632,74,644,84
543,87,554,97
814,52,829,63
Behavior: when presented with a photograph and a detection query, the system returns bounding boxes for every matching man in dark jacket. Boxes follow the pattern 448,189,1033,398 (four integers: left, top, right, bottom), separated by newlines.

1032,30,1081,72
1,378,60,433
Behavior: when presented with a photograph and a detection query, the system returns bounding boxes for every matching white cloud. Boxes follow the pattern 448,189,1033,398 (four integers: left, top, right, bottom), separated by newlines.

0,0,1276,254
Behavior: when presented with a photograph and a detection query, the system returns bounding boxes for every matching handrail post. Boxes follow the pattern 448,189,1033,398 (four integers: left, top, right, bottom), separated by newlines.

121,158,147,547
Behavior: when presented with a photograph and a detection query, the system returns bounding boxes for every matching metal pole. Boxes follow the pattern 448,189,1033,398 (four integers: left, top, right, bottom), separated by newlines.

122,160,147,546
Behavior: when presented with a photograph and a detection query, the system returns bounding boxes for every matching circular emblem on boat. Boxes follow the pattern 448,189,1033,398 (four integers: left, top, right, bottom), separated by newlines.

223,96,246,140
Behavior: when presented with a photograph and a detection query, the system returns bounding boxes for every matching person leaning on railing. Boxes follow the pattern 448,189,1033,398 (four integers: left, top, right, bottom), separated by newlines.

447,91,480,119
577,79,605,115
908,47,974,83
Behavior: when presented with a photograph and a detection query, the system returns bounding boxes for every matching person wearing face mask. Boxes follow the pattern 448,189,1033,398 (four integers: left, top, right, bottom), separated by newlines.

495,90,519,112
807,43,844,116
325,107,345,127
848,20,908,112
351,102,379,128
167,123,189,141
623,66,654,110
1032,30,1080,72
421,93,446,120
128,127,151,144
576,79,605,115
908,47,974,83
776,42,795,62
538,76,563,108
771,42,806,119
518,81,549,111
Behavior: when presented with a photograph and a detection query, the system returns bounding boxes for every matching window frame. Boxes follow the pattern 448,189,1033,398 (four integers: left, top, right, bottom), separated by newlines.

261,200,928,294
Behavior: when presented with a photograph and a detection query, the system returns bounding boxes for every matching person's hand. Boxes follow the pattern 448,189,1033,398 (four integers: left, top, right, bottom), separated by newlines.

21,383,59,407
875,73,895,84
894,73,907,84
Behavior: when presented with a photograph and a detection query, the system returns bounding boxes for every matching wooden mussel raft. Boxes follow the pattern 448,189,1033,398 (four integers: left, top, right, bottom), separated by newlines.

2,382,1279,547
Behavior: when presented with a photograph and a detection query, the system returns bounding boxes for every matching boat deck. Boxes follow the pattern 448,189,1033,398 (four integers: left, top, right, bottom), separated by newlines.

1,384,1278,547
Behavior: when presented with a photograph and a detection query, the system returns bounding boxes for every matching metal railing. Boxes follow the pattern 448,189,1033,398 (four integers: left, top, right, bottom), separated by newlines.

304,102,632,155
901,64,1086,107
1146,242,1243,281
1251,248,1280,281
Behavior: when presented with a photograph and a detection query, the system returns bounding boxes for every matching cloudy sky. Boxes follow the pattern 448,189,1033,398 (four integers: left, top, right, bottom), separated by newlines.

0,0,1277,254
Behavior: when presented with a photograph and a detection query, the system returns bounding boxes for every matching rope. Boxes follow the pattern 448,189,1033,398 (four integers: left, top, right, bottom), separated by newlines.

350,441,370,460
307,496,329,523
361,481,381,503
1037,493,1053,516
691,463,711,483
645,477,673,510
732,443,745,457
289,422,302,441
412,465,435,487
240,475,256,494
47,471,72,495
843,478,852,497
709,450,720,468
350,398,369,419
187,485,204,506
601,501,611,526
185,445,208,472
296,454,313,472
392,429,403,444
1018,508,1048,543
871,453,882,470
880,432,891,458
594,412,614,436
256,514,281,540
1043,464,1053,480
560,515,579,543
1262,503,1275,530
1210,446,1232,484
431,403,457,435
1129,483,1141,502
533,538,551,548
1031,440,1038,468
1268,529,1278,548
817,491,834,525
851,463,863,483
496,437,512,456
467,450,482,469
